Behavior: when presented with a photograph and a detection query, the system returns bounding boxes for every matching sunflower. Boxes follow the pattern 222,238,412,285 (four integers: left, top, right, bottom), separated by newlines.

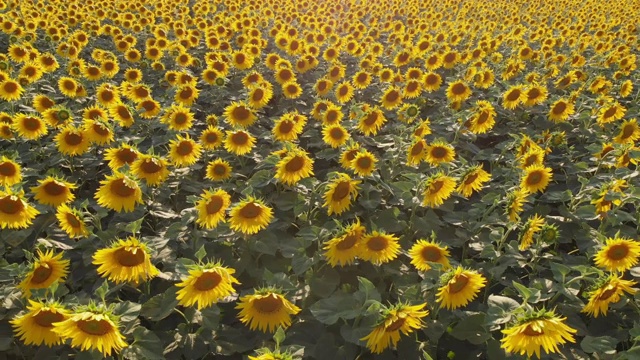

97,84,121,107
52,307,127,356
520,165,552,193
524,85,548,107
56,204,89,238
83,119,114,145
104,144,139,170
422,172,456,208
272,114,304,142
314,77,334,97
425,141,455,165
506,189,530,223
174,84,199,106
597,102,626,125
409,239,451,271
224,101,257,128
0,156,21,186
358,108,386,136
0,79,24,101
407,139,427,166
436,267,486,309
11,299,69,347
466,100,496,134
322,124,350,148
275,149,314,186
55,126,91,156
195,189,231,229
361,303,429,354
247,86,272,109
502,85,526,110
380,87,403,110
94,172,143,213
403,80,422,99
109,103,135,128
350,150,377,177
446,80,472,103
31,176,76,207
0,189,39,229
500,309,577,359
225,130,256,156
620,79,633,97
32,95,56,113
519,214,545,251
323,173,361,215
519,148,545,169
58,77,79,98
13,114,48,140
18,249,69,297
131,154,170,186
548,99,575,122
457,165,491,198
162,105,194,132
229,197,273,234
360,231,401,265
236,289,301,333
282,81,303,99
582,274,637,318
335,81,354,103
205,159,233,181
352,70,372,89
169,134,202,166
594,237,640,272
614,119,640,144
176,262,240,310
323,220,366,266
422,72,442,92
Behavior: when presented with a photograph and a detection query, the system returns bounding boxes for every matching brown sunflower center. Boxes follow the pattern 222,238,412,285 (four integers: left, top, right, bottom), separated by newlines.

522,324,544,337
117,148,138,164
43,181,67,196
336,233,358,250
100,90,114,102
0,195,24,214
179,87,193,99
252,89,264,102
278,120,294,134
411,142,424,156
213,164,227,175
31,264,53,284
285,156,305,172
65,212,82,228
331,181,351,201
62,80,76,91
176,141,194,156
206,196,224,214
506,90,521,101
114,247,146,267
0,162,17,176
194,271,222,291
110,179,136,197
527,88,540,99
338,86,349,96
134,87,149,98
430,180,444,194
367,236,388,251
451,83,467,95
34,310,65,328
77,319,112,336
4,81,18,93
231,132,248,145
406,81,419,92
385,317,406,332
431,147,448,159
606,244,629,261
64,132,83,146
174,113,188,125
604,107,617,119
239,202,262,219
448,274,470,294
597,284,617,301
425,74,438,85
477,111,489,125
232,106,250,121
253,295,283,314
141,159,162,174
385,90,400,102
621,125,635,139
23,117,42,131
363,112,379,126
356,156,372,169
527,171,542,185
421,246,442,262
330,127,344,140
357,73,368,83
205,132,219,143
464,173,479,185
552,102,567,114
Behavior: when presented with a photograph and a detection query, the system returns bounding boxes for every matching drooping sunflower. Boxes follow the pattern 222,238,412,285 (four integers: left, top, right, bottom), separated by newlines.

52,307,127,356
104,144,140,170
436,267,486,309
195,189,231,229
361,303,429,354
409,239,451,271
109,102,135,128
274,149,314,186
520,165,553,193
351,150,378,177
225,130,256,156
323,219,366,266
176,262,240,310
323,173,361,215
0,156,21,186
236,289,301,333
358,108,387,136
31,176,76,207
18,249,69,297
594,237,640,272
0,189,40,229
548,99,575,122
425,141,455,165
519,214,545,251
11,299,69,347
582,274,637,318
224,101,257,128
380,87,403,109
422,173,457,208
93,236,159,284
500,309,577,359
13,114,48,140
457,165,491,198
130,154,170,186
322,124,350,148
505,189,530,223
174,84,199,106
205,159,233,181
446,80,472,103
169,134,202,166
360,231,401,265
229,197,273,234
56,204,89,238
94,172,143,213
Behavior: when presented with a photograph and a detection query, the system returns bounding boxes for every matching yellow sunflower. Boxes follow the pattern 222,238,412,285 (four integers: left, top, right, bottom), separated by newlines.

457,165,491,198
13,114,48,140
358,108,386,136
162,104,194,131
18,249,69,297
505,189,530,223
225,130,256,156
594,237,640,272
524,85,548,107
52,308,127,356
519,214,545,251
205,159,233,181
131,154,170,186
613,118,640,144
409,239,451,271
200,126,225,150
236,289,301,333
582,274,637,318
195,189,231,229
548,99,575,122
360,231,401,265
425,141,455,165
104,144,140,170
500,309,577,359
446,80,472,103
321,103,344,126
55,126,91,157
323,220,366,267
56,204,89,238
0,79,24,101
519,148,545,169
335,81,354,103
422,72,443,92
11,299,69,347
380,87,403,110
520,165,553,193
406,139,427,166
323,173,361,215
229,197,273,234
273,114,304,142
30,176,76,207
224,101,257,128
247,85,273,109
58,77,79,98
322,123,350,148
275,149,314,186
436,267,486,309
169,134,202,166
0,156,21,186
597,102,626,125
93,236,159,284
176,262,240,310
0,189,39,229
361,303,429,354
94,172,143,213
83,119,114,145
422,173,456,208
467,100,496,134
351,150,378,177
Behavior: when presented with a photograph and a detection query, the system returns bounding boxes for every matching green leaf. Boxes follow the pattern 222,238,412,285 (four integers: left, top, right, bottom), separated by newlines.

580,335,618,354
449,313,491,345
125,216,145,234
273,326,286,346
309,293,360,325
140,287,180,321
121,327,164,360
511,281,541,303
195,245,206,262
355,276,381,303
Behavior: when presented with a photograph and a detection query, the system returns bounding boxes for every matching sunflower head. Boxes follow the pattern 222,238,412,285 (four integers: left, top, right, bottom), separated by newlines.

236,288,301,333
436,266,486,310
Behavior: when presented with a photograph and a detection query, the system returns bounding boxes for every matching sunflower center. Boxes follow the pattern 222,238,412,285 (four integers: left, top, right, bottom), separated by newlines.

100,90,114,102
141,159,162,173
357,155,373,169
63,80,76,91
407,82,419,92
206,196,224,214
179,87,193,99
231,132,248,145
421,246,442,261
527,171,542,185
597,284,618,301
357,73,368,83
604,107,617,119
621,125,635,139
431,147,447,159
411,142,424,156
176,141,194,156
77,319,112,336
34,310,65,328
339,86,349,96
174,113,188,125
31,264,53,284
385,90,399,102
213,164,227,175
507,90,521,101
65,212,82,228
332,181,352,201
194,271,222,291
0,162,17,176
239,202,262,219
522,324,544,337
606,244,629,260
117,107,132,119
330,127,344,140
278,120,294,134
111,179,136,197
364,112,378,126
23,117,42,131
367,236,388,251
134,87,148,98
4,81,18,93
64,132,83,146
448,274,470,294
464,173,479,185
451,83,467,95
0,195,24,214
117,148,138,164
114,247,146,267
44,180,67,196
426,74,438,85
285,156,305,172
552,102,567,114
527,88,540,99
252,89,264,102
336,232,358,250
253,295,283,314
386,317,406,332
430,180,444,193
205,132,219,143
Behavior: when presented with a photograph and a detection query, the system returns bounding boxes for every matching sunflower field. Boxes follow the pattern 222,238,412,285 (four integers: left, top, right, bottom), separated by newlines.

0,0,639,358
